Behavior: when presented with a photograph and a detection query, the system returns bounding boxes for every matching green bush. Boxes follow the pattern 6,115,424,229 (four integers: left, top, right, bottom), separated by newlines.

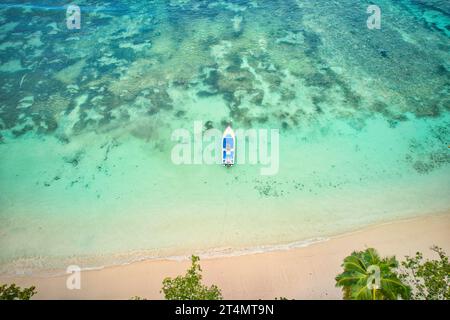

399,246,449,300
161,255,222,300
0,284,37,300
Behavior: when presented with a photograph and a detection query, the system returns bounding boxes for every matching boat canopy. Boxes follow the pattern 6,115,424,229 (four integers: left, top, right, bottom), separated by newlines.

223,136,234,148
223,150,234,163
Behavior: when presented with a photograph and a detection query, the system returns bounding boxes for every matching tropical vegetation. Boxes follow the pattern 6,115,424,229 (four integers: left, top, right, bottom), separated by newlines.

335,248,410,300
161,255,223,300
336,246,449,300
398,246,449,300
0,283,36,300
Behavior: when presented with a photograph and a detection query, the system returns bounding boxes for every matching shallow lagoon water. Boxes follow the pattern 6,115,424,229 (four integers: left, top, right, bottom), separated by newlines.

0,0,449,275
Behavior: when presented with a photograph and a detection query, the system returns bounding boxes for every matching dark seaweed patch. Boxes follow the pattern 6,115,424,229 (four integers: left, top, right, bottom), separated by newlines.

196,90,218,98
149,88,173,110
98,111,114,127
436,64,449,76
304,72,333,89
256,115,269,124
414,102,441,118
204,70,220,87
262,73,282,91
413,160,434,174
148,107,159,115
0,103,20,130
175,110,186,118
429,124,449,145
225,52,243,69
229,106,252,126
200,36,220,51
379,49,389,58
72,118,96,134
280,88,296,102
312,95,326,110
12,124,33,137
204,120,214,130
250,90,264,105
114,47,136,62
302,30,322,56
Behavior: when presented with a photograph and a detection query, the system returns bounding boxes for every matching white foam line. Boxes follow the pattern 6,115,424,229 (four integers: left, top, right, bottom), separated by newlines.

1,237,330,278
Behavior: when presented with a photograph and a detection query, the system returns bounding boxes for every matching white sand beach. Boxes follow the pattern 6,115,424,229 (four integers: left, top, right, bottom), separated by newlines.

1,213,449,300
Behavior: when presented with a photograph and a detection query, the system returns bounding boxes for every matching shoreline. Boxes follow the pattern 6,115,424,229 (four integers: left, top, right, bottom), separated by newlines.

1,209,446,279
1,212,449,299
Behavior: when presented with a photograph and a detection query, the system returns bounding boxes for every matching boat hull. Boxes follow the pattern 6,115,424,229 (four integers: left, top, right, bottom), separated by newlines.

222,126,236,166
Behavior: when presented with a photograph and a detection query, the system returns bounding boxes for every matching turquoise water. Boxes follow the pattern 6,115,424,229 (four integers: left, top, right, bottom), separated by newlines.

0,0,449,275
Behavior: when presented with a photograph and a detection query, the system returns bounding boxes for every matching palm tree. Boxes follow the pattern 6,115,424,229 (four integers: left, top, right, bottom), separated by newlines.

335,248,411,300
